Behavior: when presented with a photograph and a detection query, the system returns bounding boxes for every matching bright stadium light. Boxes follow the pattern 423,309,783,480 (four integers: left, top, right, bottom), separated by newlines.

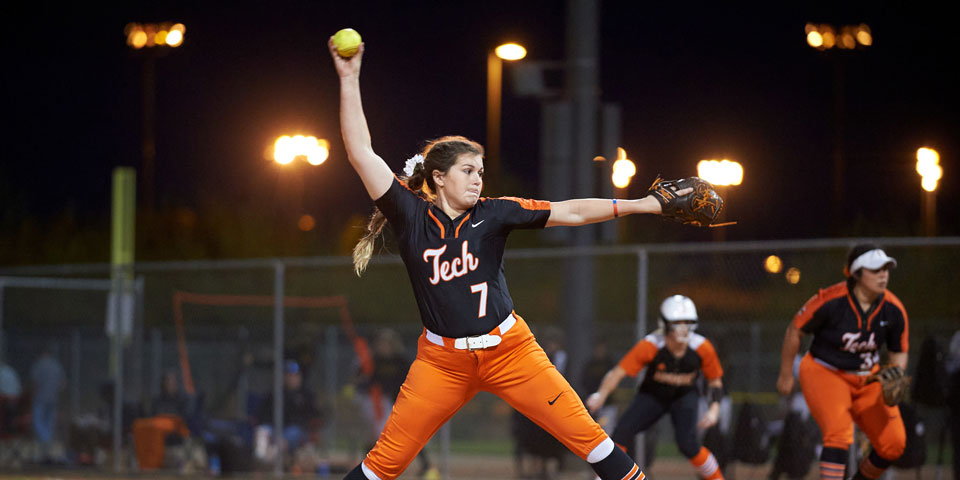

916,146,942,236
611,147,636,189
697,159,743,186
916,147,942,192
805,22,870,51
274,135,329,166
495,43,527,61
125,22,186,50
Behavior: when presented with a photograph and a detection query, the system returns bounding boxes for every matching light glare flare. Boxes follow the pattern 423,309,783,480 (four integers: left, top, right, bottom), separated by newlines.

166,29,184,47
840,33,856,49
822,30,836,49
130,30,147,49
495,43,527,61
856,24,872,46
298,214,316,231
786,267,801,285
806,31,823,48
922,177,939,192
764,255,783,274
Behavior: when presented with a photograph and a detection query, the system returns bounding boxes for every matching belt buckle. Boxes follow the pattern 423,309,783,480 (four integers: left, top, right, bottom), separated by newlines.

466,336,485,351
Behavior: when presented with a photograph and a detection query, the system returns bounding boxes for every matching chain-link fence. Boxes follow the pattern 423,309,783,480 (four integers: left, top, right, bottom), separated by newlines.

1,237,958,477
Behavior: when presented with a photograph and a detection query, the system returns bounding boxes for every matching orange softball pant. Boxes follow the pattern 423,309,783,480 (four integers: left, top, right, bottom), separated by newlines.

362,313,611,480
798,354,906,460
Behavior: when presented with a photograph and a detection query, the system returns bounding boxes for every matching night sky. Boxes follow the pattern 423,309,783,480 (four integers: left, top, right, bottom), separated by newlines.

4,1,958,258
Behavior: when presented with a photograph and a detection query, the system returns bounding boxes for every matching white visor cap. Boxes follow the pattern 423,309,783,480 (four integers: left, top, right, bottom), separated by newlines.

850,249,897,273
660,295,698,322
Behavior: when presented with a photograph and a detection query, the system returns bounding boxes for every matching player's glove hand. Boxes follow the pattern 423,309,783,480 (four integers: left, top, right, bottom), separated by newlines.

866,365,911,406
646,175,726,227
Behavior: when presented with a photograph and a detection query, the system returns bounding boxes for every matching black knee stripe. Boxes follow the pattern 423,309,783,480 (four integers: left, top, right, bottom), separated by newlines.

590,446,643,480
868,450,893,469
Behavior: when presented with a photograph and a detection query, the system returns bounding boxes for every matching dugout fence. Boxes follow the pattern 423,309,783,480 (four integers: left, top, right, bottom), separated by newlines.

0,237,958,478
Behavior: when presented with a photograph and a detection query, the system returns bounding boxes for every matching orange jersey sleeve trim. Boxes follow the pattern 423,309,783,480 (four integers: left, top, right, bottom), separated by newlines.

883,290,910,352
426,209,445,238
618,339,658,377
695,339,724,380
793,282,846,331
497,196,551,210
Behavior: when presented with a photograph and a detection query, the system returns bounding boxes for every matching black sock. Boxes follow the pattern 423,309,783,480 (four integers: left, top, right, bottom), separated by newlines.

590,447,643,480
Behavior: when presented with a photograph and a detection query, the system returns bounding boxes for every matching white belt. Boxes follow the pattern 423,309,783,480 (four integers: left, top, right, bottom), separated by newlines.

814,357,872,376
426,313,517,351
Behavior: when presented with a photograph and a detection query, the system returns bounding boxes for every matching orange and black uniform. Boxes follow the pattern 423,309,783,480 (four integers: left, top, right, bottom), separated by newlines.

793,281,908,480
613,332,724,480
350,178,643,480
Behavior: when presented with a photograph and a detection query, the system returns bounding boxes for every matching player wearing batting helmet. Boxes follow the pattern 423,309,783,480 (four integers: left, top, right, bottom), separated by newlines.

329,35,700,480
587,295,726,480
777,243,908,480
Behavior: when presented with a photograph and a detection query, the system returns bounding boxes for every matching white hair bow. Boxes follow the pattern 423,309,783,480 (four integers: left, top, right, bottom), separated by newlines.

403,154,424,177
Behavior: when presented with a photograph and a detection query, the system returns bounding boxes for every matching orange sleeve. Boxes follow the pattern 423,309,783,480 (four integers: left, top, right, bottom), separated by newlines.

497,196,551,210
618,339,658,377
792,282,845,332
695,339,723,380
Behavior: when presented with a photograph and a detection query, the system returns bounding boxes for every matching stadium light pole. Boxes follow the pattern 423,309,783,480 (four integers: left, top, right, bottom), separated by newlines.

125,22,185,212
697,159,743,241
486,42,526,184
805,22,871,234
916,147,942,236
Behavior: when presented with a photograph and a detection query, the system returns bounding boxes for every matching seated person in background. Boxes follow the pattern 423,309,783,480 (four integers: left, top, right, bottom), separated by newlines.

256,360,321,456
152,369,191,417
0,359,23,421
133,370,194,470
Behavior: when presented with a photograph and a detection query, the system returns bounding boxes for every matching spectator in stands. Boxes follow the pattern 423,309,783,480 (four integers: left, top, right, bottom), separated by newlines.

0,359,21,399
1,357,24,434
257,359,321,455
30,343,65,462
152,370,194,418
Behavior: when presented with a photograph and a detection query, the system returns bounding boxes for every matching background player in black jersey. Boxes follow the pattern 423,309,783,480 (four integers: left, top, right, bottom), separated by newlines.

330,37,697,480
586,295,726,480
777,243,908,480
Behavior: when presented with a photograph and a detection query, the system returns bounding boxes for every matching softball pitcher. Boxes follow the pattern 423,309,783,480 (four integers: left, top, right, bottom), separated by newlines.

586,295,725,480
328,36,700,480
777,243,908,480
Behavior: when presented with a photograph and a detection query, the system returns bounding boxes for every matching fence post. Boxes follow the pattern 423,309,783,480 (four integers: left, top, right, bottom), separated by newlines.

272,261,285,476
71,329,81,420
634,248,648,468
324,324,338,452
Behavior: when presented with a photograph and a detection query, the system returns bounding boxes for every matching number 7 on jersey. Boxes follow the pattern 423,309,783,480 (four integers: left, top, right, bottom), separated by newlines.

470,282,487,318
